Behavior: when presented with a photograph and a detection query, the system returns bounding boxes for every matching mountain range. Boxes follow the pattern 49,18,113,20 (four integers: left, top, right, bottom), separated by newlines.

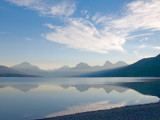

11,62,49,77
9,61,127,77
83,54,160,77
1,54,160,77
0,65,36,77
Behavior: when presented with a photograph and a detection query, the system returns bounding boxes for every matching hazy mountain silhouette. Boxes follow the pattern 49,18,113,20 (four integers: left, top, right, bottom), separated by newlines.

73,62,91,71
12,62,39,70
103,61,113,68
53,61,125,72
55,66,70,71
11,62,49,76
83,54,160,77
0,65,36,77
11,61,127,77
114,61,128,68
48,61,127,77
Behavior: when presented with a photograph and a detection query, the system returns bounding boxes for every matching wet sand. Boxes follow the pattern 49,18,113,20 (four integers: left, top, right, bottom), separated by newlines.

39,101,160,120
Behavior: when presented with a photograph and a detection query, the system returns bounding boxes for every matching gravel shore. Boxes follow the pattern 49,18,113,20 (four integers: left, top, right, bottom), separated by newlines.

39,101,160,120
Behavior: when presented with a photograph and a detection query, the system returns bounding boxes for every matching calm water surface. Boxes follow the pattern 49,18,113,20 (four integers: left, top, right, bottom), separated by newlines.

0,77,160,120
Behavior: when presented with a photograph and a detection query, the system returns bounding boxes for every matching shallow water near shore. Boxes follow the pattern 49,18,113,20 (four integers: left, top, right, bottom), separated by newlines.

0,77,159,120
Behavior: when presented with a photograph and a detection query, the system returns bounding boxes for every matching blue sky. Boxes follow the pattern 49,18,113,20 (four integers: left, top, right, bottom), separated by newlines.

0,0,160,69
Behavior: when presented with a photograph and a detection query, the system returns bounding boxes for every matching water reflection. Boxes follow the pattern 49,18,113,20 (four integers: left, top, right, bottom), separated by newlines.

1,80,160,97
61,84,128,93
0,77,159,120
118,81,160,98
46,101,126,118
0,84,38,92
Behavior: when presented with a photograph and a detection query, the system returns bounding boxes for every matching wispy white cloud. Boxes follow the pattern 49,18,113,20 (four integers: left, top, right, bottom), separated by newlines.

49,2,75,16
81,10,89,19
153,46,160,50
44,0,160,53
81,10,88,15
92,13,108,25
43,23,55,29
24,37,32,41
138,44,147,48
5,0,76,16
112,0,160,32
127,33,152,40
45,18,125,53
139,37,149,42
7,0,160,53
86,15,89,19
6,0,36,6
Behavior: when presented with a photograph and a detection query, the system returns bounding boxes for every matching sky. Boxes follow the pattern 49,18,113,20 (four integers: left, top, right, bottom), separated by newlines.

0,0,160,70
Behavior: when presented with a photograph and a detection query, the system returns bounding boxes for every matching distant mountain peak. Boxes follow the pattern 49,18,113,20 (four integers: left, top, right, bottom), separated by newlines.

115,61,127,66
20,62,31,65
103,61,112,66
73,62,91,70
76,62,89,67
11,62,40,70
115,61,126,63
60,65,70,69
105,61,112,63
56,65,70,71
85,54,160,77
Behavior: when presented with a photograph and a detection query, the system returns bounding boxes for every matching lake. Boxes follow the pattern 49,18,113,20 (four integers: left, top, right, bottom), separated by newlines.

0,77,160,120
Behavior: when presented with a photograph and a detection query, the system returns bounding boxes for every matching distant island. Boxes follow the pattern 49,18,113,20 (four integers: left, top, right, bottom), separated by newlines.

1,54,160,77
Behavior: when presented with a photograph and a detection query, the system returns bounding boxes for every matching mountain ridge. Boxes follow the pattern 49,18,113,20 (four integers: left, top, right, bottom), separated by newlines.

10,61,128,77
83,54,160,77
0,65,37,77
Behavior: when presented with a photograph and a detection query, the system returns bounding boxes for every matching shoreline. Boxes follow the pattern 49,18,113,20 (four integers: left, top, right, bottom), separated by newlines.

39,101,160,120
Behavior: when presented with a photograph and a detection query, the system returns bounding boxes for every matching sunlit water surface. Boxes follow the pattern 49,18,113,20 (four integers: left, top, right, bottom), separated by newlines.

0,77,159,120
